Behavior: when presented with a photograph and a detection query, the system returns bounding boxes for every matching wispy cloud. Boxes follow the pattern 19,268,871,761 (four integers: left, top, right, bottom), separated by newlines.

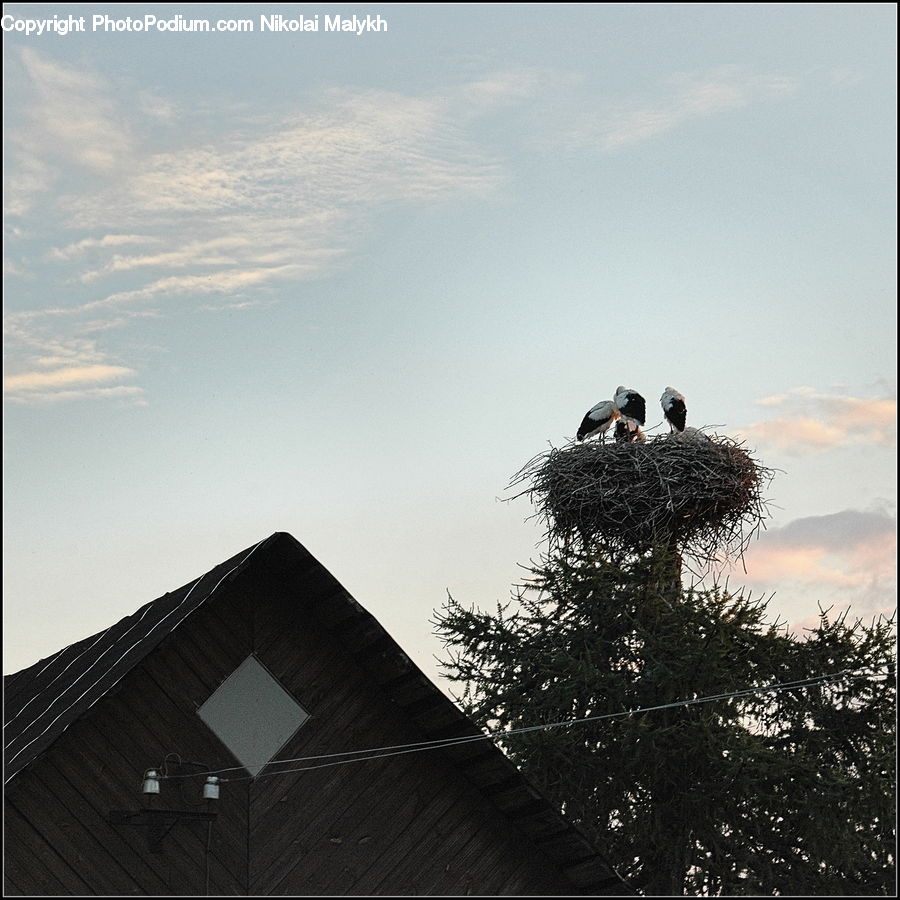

75,229,339,284
16,48,135,174
528,66,799,152
3,362,142,405
2,309,140,403
736,386,896,455
3,154,57,218
459,68,552,110
4,364,135,392
5,314,107,364
137,88,179,122
4,50,507,404
4,53,805,406
84,264,312,311
49,234,158,261
602,69,796,149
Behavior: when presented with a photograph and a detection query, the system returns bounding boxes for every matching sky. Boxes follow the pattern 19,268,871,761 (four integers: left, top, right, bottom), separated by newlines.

3,3,896,687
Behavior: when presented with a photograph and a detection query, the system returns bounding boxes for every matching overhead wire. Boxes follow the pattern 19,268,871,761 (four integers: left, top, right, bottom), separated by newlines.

158,663,893,784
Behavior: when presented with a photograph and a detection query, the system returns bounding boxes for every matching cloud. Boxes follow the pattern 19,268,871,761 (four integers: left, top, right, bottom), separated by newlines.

4,364,136,393
564,67,799,151
137,89,178,122
56,86,501,232
3,307,140,403
770,507,896,552
200,298,277,313
4,51,511,404
737,387,896,454
723,506,895,638
89,264,312,311
75,312,161,334
3,154,58,218
2,54,805,406
4,48,138,216
734,507,896,619
16,48,135,173
4,314,108,363
74,232,340,284
460,68,549,109
49,234,158,261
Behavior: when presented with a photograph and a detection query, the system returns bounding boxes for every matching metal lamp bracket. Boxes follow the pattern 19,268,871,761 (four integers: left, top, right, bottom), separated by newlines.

109,808,217,853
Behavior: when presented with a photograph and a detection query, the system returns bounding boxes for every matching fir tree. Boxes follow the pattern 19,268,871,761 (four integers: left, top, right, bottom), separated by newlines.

434,544,896,895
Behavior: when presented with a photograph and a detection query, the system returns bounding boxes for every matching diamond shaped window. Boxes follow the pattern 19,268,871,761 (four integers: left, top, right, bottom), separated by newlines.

197,655,310,777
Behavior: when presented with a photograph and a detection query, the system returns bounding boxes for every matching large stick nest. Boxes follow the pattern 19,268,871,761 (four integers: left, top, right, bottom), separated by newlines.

509,431,775,568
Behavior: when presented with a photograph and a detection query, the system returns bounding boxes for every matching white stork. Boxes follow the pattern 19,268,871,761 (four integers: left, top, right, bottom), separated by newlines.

660,386,687,432
613,386,646,438
577,399,619,442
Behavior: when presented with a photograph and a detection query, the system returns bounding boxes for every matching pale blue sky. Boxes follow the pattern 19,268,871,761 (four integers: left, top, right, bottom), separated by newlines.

3,3,896,680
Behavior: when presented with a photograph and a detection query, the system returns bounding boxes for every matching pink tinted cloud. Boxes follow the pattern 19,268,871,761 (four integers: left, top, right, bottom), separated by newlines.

738,387,896,454
736,508,896,591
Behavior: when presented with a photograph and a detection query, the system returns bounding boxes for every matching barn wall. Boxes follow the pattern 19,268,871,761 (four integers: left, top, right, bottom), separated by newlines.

246,573,573,896
4,589,254,895
5,556,586,896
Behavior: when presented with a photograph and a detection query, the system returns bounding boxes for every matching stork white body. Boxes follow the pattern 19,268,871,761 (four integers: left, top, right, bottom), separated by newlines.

613,386,646,437
660,386,687,432
577,399,619,441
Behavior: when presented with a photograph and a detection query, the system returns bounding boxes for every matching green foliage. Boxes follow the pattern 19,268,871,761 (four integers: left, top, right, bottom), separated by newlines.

434,545,896,896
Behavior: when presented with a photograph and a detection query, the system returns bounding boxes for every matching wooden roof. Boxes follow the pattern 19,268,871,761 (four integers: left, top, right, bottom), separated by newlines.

3,532,629,895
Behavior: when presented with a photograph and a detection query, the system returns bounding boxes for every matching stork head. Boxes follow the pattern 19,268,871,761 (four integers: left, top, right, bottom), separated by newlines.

615,385,626,395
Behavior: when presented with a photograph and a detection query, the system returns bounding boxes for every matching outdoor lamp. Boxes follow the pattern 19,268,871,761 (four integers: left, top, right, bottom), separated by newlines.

203,776,220,800
141,769,161,795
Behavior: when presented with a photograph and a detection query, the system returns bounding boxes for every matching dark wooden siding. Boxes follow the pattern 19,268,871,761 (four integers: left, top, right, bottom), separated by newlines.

4,589,254,895
246,575,573,896
5,535,621,895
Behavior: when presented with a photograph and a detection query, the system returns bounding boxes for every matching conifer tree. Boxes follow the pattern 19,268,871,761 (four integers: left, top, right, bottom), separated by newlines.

435,542,896,895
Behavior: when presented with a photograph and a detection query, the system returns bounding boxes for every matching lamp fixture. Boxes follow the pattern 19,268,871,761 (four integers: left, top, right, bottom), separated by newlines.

111,763,219,852
203,776,220,800
141,769,161,794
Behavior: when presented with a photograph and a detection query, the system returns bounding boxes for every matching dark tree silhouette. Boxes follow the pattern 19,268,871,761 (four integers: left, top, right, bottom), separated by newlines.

435,498,895,894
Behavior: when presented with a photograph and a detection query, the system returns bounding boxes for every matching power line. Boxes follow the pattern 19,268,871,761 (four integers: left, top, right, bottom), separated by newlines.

160,663,893,784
